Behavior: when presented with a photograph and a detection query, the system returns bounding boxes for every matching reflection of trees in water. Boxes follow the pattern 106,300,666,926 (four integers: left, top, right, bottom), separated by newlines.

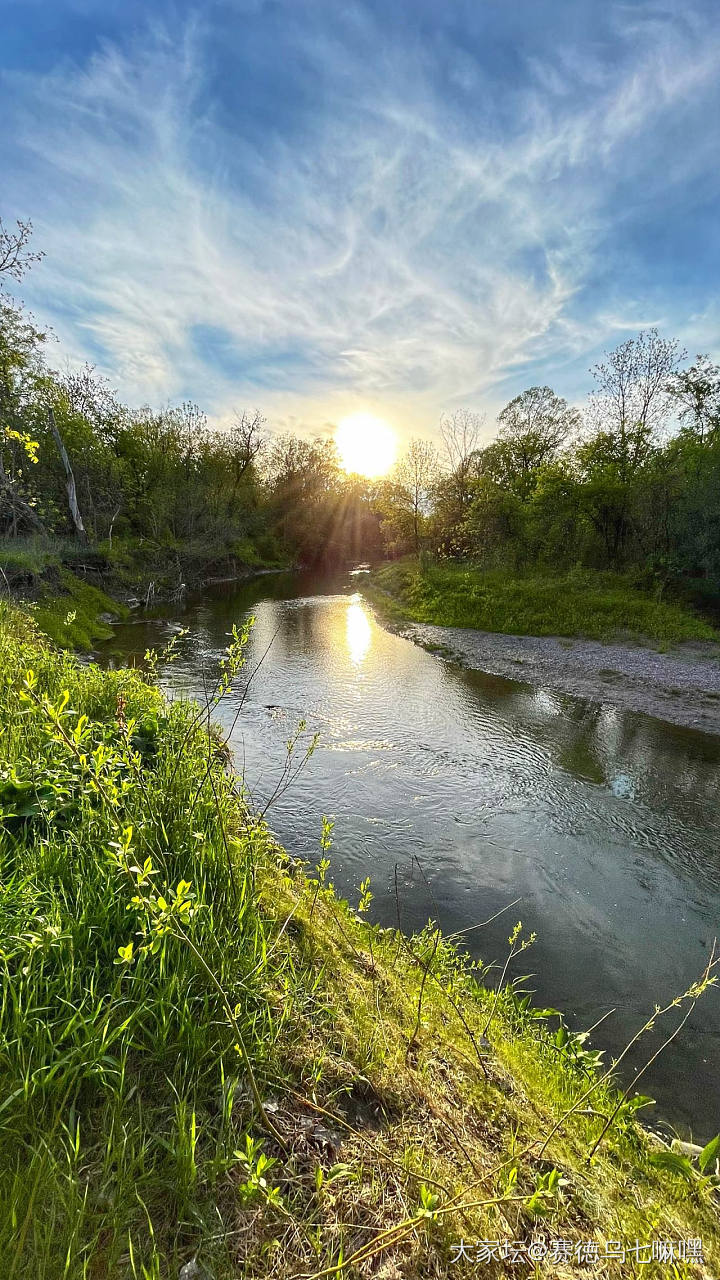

444,659,720,839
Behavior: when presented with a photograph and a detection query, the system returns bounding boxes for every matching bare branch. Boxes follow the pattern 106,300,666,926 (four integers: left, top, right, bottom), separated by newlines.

0,218,44,284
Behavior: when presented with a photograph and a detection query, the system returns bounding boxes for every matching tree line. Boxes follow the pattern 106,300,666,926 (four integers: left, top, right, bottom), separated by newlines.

387,338,720,593
1,216,719,590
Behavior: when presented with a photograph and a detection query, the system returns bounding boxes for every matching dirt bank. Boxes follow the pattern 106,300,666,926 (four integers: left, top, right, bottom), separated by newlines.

402,620,720,734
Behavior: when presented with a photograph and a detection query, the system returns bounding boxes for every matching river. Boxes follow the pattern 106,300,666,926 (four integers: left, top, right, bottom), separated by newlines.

97,570,720,1142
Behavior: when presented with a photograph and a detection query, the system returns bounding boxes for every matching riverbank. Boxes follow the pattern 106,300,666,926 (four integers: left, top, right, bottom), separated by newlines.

368,560,720,734
1,600,719,1278
369,561,719,646
0,533,289,649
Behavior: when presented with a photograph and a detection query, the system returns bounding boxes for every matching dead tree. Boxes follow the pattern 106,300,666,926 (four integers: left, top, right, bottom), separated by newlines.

48,407,87,541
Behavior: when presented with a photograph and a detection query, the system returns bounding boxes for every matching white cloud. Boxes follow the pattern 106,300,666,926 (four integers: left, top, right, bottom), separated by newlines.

2,2,720,444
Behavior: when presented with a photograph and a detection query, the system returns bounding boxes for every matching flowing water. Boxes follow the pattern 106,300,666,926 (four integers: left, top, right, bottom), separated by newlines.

97,570,720,1141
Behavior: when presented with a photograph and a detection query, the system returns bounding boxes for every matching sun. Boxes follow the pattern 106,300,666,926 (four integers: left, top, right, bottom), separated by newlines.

335,413,397,478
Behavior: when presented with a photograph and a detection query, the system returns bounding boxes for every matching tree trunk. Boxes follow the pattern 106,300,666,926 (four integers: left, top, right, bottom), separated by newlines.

48,407,87,542
0,474,48,536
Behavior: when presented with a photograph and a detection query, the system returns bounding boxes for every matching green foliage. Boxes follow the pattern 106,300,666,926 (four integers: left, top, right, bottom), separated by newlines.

416,1183,441,1219
700,1134,720,1174
235,1135,283,1209
0,607,284,1274
30,569,128,649
0,603,719,1276
371,559,716,646
648,1133,720,1188
4,252,720,597
525,1166,568,1217
649,1151,696,1182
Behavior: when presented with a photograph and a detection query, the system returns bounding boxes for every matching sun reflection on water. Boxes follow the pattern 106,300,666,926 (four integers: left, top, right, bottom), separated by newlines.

346,597,371,666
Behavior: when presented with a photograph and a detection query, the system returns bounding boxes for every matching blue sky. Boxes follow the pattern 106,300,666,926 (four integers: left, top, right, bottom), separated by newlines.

2,0,720,444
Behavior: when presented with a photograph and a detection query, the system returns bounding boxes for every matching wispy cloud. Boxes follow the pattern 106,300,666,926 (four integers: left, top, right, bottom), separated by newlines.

2,0,720,440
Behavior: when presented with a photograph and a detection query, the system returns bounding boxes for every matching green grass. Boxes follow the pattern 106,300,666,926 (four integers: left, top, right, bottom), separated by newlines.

99,533,288,590
0,534,96,578
1,532,287,626
0,535,129,649
1,602,718,1278
369,559,719,648
30,569,129,650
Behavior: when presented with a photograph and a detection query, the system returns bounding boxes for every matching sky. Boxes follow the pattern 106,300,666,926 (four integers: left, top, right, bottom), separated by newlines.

1,0,720,447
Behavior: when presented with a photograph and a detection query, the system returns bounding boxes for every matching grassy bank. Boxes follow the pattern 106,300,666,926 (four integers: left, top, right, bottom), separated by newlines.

0,533,129,648
368,560,718,648
29,568,130,650
1,602,718,1278
0,532,288,650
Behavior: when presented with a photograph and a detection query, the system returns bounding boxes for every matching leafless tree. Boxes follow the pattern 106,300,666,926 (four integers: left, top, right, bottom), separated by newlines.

438,408,485,513
440,408,484,473
230,409,266,478
588,329,683,476
47,407,87,541
394,438,440,553
59,363,120,439
0,218,44,284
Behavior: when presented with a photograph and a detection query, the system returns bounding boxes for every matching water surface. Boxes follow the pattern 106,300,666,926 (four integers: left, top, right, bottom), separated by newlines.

98,571,720,1140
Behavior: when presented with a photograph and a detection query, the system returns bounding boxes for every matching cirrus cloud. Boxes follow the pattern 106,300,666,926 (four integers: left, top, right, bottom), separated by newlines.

2,0,720,443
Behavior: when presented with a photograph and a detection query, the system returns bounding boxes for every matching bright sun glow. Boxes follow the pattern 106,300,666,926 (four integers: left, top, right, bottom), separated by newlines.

335,413,397,478
346,597,371,666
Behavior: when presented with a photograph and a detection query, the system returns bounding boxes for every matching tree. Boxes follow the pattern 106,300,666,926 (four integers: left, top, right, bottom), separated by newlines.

266,434,342,563
436,408,485,553
230,409,266,471
0,421,46,536
0,218,43,285
47,406,87,542
391,439,440,554
587,329,683,480
217,409,267,519
667,355,720,445
527,462,585,567
493,385,580,499
59,364,121,440
440,408,484,494
0,298,48,536
463,476,525,565
573,332,685,567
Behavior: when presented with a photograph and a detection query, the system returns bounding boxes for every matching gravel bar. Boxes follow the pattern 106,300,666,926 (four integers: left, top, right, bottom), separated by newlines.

402,622,720,735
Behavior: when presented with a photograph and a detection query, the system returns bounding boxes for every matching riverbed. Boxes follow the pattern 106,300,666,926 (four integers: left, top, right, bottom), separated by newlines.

97,570,720,1142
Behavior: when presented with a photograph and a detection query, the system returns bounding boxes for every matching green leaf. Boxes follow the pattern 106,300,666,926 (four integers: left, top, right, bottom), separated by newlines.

418,1183,440,1217
699,1134,720,1174
624,1094,655,1113
649,1150,694,1181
